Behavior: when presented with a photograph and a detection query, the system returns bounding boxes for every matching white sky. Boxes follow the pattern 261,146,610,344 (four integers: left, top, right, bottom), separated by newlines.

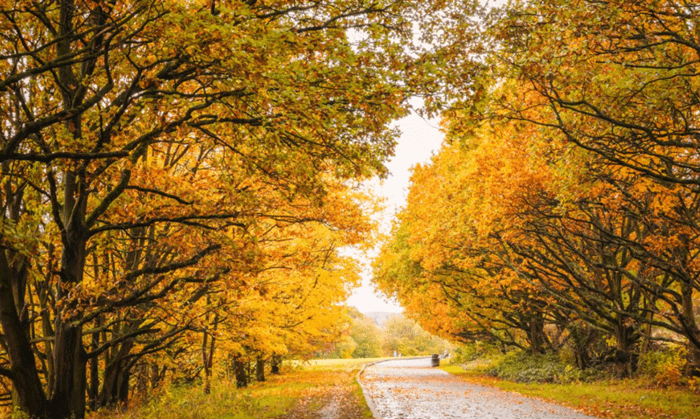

346,111,445,314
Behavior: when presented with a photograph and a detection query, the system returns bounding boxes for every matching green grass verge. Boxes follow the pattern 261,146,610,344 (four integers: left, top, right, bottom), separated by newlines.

296,357,391,371
89,358,386,419
352,374,375,418
90,378,308,419
441,364,700,419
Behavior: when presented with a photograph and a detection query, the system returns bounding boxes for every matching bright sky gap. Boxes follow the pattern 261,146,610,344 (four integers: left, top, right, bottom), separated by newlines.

347,108,445,314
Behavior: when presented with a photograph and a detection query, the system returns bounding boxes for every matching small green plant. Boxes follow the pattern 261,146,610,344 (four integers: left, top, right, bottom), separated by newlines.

688,376,700,392
11,407,31,419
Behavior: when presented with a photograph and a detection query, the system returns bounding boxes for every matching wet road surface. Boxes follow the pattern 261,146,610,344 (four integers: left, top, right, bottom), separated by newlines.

360,358,597,419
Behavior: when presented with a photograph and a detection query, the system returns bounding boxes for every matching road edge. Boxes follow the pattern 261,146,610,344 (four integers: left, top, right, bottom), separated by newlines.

356,357,432,419
356,360,384,419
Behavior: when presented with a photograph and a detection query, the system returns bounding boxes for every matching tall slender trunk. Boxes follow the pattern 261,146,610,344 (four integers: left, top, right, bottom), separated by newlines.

88,339,99,411
88,258,102,410
681,279,700,375
201,302,218,395
202,333,213,395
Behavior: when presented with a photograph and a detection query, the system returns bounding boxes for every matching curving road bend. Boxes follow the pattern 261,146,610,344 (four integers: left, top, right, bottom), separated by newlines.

360,358,597,419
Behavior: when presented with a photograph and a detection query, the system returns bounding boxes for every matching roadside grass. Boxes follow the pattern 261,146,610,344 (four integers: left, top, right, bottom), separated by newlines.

89,358,386,419
352,380,374,418
282,357,389,418
441,364,700,419
294,357,391,371
89,375,310,419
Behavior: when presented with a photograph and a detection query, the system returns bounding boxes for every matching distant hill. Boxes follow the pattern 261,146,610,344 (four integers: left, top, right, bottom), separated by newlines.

364,312,401,329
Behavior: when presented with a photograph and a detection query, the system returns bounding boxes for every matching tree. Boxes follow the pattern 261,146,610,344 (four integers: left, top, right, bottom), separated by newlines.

374,121,566,354
0,0,476,417
483,0,700,372
347,308,383,358
372,0,700,380
382,315,450,356
375,107,684,376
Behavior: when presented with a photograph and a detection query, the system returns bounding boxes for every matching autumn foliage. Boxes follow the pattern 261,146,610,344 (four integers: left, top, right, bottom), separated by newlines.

374,0,700,383
0,0,480,418
5,0,700,417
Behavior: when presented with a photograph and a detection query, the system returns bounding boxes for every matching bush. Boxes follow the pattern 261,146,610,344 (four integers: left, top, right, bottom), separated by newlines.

452,341,503,364
11,408,31,419
638,346,687,387
484,350,603,384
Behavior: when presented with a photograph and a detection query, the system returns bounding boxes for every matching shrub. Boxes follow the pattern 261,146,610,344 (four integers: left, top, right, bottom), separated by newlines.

452,341,503,364
484,350,603,384
638,346,687,387
11,408,31,419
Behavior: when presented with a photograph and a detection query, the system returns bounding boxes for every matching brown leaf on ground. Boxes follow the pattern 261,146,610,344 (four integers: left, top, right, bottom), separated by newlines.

276,371,367,419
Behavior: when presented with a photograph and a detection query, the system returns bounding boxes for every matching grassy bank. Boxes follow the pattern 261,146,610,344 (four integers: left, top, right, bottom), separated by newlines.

90,358,387,419
441,364,700,419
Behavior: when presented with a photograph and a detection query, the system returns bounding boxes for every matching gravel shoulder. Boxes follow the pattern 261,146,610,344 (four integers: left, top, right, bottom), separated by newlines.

360,358,598,419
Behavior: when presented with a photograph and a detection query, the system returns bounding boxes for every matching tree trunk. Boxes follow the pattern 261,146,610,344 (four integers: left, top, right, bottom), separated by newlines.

201,308,218,395
0,251,47,418
202,332,214,395
256,357,265,382
270,355,281,375
97,339,134,408
117,367,130,406
49,231,88,417
48,324,86,419
612,321,636,379
234,356,248,388
88,318,101,411
527,315,548,355
687,344,700,377
88,354,99,411
47,130,90,418
136,363,149,401
568,323,596,370
150,364,166,391
680,278,700,375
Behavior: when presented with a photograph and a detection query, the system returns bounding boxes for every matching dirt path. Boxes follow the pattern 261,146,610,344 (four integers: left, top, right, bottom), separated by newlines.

360,358,598,419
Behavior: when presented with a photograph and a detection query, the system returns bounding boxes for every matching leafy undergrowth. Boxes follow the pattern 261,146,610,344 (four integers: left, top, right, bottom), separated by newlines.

483,351,606,383
90,358,387,419
442,364,700,419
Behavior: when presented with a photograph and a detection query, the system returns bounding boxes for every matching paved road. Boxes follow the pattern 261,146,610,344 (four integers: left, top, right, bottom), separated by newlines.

360,358,597,419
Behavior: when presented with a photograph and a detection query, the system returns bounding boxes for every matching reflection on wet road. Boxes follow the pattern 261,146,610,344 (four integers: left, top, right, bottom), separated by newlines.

360,358,597,419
